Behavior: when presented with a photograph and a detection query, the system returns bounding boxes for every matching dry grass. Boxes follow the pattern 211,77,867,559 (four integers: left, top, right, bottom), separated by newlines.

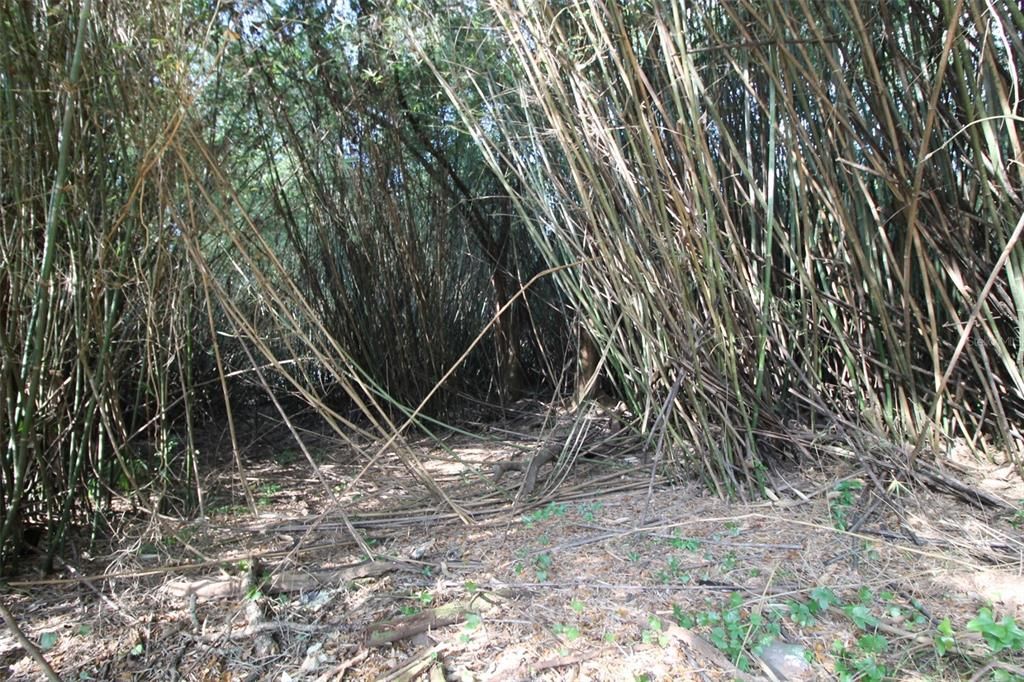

1,419,1021,681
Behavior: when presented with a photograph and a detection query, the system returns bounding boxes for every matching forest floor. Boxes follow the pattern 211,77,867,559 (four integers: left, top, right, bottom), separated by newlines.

2,408,1024,681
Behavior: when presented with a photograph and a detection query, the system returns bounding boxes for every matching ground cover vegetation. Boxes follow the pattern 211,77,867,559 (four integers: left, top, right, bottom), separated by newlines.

1,0,1023,678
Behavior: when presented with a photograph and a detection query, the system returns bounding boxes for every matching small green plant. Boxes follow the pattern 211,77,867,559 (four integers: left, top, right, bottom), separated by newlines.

642,616,669,647
534,552,553,581
274,449,298,465
668,531,701,551
830,479,863,530
831,637,889,682
656,555,691,584
552,622,581,641
570,598,585,614
257,482,282,505
966,607,1024,654
675,593,781,671
810,587,840,611
522,502,569,527
784,588,841,631
626,550,641,562
117,457,150,494
933,617,955,657
844,603,880,630
459,612,482,644
1008,500,1024,529
788,600,816,627
577,501,603,522
39,632,58,651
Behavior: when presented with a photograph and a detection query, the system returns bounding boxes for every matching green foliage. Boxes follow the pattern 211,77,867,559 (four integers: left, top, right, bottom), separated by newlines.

857,634,888,654
460,612,483,644
257,482,282,506
274,449,298,466
810,587,840,611
844,604,880,630
1009,501,1024,530
668,533,701,552
576,502,603,522
830,480,864,530
641,616,669,648
0,0,214,571
523,503,569,528
675,593,781,672
787,600,816,627
656,555,691,584
933,617,956,657
831,639,889,682
552,622,581,641
966,608,1024,654
39,632,59,652
992,672,1024,682
533,552,554,582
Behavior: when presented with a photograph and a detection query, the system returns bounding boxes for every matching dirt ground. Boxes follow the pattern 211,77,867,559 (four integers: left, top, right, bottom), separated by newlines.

1,414,1023,681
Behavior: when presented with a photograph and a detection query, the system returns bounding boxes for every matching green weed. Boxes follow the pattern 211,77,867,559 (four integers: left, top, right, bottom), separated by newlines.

830,479,864,530
642,616,669,647
534,552,553,581
577,501,603,522
1008,501,1024,529
656,555,691,584
668,531,701,552
522,502,569,528
832,637,889,682
966,607,1024,654
674,593,781,672
552,622,581,641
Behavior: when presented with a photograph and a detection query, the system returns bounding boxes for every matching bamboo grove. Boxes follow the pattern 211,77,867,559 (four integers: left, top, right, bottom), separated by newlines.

1,0,1021,571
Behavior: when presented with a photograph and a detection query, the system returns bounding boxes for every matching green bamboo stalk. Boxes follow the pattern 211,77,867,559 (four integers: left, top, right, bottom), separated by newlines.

1,0,93,562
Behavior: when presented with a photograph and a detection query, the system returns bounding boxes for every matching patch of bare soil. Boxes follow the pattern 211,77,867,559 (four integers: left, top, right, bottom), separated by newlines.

2,418,1023,681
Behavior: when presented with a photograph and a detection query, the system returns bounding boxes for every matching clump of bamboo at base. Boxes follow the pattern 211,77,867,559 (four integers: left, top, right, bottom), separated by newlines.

435,0,1024,493
0,1,215,571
